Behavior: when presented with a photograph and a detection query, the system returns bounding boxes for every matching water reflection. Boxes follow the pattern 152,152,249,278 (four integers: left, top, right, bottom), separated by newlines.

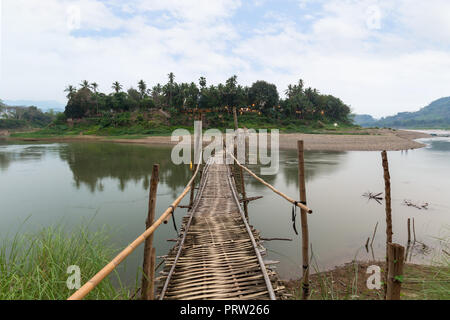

0,143,47,171
57,143,190,194
246,150,347,190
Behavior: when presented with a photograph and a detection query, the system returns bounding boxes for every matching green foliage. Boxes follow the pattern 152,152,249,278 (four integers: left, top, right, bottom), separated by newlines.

61,75,352,125
0,224,131,300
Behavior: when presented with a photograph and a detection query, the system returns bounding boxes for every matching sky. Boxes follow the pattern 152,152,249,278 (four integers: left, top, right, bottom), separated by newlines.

1,0,450,118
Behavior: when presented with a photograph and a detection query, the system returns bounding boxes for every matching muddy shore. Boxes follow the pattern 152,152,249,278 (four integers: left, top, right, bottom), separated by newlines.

7,128,430,151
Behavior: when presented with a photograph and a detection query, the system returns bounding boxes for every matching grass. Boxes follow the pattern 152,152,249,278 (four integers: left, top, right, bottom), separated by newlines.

0,224,133,300
284,233,450,300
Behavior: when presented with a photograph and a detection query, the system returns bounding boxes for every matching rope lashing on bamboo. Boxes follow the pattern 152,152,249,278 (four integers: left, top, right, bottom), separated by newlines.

169,205,179,235
225,150,313,214
68,156,203,300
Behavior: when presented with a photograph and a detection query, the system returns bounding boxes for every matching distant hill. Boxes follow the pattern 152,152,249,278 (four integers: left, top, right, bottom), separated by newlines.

3,100,65,112
354,97,450,129
353,114,377,127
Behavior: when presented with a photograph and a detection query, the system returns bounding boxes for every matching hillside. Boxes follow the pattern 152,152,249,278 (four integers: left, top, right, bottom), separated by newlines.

353,114,377,127
375,97,450,128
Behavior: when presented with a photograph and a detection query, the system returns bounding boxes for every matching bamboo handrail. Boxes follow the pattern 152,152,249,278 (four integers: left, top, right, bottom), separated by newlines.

226,149,313,214
67,158,203,300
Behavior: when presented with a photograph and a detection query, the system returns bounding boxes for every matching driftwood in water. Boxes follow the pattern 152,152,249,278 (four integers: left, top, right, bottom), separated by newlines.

404,200,429,210
362,192,383,204
261,237,292,242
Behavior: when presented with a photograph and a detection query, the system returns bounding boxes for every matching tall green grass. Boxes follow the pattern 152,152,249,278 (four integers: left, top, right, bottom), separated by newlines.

0,225,132,300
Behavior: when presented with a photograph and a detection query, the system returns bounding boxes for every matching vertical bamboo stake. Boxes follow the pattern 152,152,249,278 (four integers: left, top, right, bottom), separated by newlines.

413,218,416,242
233,107,248,219
407,218,411,243
386,243,405,300
141,164,159,300
381,150,392,298
233,107,238,131
189,164,197,209
298,140,310,300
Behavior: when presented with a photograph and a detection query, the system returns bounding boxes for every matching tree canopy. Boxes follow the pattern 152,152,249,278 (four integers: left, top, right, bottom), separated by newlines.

63,75,352,123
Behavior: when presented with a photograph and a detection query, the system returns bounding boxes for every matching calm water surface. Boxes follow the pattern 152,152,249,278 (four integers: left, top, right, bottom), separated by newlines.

0,132,449,286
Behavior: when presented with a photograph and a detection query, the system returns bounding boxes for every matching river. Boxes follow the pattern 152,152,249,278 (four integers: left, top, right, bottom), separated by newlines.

0,131,449,286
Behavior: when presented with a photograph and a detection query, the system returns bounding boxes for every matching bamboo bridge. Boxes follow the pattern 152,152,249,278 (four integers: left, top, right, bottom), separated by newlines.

68,140,313,301
157,152,282,300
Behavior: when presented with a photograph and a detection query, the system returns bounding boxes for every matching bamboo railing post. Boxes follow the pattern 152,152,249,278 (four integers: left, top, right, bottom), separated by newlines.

232,108,249,219
233,107,238,131
407,218,411,244
381,150,393,298
297,140,310,300
189,164,197,209
386,243,405,300
141,164,159,300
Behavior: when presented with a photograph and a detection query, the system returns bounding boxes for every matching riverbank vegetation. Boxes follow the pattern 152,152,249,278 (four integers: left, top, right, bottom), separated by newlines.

10,75,355,137
0,100,56,130
0,224,132,300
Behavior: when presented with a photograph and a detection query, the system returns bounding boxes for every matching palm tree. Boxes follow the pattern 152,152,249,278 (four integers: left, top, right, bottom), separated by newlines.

137,80,147,99
64,85,77,99
112,81,122,93
91,82,99,114
80,80,90,89
167,72,175,107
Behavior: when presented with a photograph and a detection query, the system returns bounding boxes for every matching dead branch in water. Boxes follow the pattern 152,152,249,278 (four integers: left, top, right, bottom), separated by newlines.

362,191,383,204
404,200,429,210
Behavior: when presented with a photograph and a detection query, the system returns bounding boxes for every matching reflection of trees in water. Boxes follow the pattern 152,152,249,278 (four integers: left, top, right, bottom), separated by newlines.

0,144,46,171
245,150,347,190
58,143,191,194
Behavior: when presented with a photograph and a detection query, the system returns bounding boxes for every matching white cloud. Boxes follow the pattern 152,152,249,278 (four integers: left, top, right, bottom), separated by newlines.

1,0,450,117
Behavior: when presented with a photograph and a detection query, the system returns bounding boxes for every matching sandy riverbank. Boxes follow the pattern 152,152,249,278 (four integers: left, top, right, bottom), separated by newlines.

8,129,430,151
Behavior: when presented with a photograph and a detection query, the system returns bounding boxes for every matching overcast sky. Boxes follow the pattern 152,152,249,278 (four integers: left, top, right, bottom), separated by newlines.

1,0,450,117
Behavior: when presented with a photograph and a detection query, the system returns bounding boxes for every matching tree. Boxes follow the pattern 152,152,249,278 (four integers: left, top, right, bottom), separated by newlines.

199,77,207,90
167,72,175,107
112,81,123,93
138,80,147,99
248,81,279,112
64,85,77,100
64,87,93,119
91,82,99,114
80,80,91,90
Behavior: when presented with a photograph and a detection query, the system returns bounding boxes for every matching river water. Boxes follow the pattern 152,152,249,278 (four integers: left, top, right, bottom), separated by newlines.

0,131,449,286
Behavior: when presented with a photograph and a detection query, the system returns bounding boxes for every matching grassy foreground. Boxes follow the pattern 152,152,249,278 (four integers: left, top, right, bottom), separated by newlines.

0,225,132,300
285,259,450,300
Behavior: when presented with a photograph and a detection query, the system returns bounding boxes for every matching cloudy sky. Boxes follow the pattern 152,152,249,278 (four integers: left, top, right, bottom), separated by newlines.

1,0,449,117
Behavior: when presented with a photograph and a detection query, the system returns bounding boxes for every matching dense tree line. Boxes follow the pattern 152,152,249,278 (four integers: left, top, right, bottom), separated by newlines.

63,74,351,123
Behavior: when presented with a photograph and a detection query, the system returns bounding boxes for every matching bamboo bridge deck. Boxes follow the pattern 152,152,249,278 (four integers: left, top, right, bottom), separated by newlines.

157,153,284,300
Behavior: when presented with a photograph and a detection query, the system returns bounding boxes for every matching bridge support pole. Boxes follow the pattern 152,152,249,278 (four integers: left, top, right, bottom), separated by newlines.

141,164,159,300
381,150,393,298
297,141,310,300
386,243,405,300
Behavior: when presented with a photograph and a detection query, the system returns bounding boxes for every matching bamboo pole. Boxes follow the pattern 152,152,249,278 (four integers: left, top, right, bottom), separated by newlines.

226,151,313,214
381,150,393,298
407,218,411,244
370,221,379,247
232,107,249,219
189,164,197,209
68,159,202,300
141,164,159,300
413,218,416,242
233,107,238,131
386,243,405,300
297,140,310,300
